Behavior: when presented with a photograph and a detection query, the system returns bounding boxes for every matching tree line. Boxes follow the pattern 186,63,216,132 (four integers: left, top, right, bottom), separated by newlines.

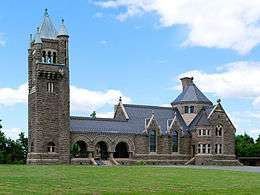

235,133,260,157
0,119,259,164
0,120,28,164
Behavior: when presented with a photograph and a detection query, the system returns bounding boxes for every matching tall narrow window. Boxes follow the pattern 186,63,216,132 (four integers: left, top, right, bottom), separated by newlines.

184,106,189,113
202,144,206,153
215,125,223,136
189,106,194,113
47,82,54,93
215,144,222,154
47,142,55,153
47,51,52,63
42,51,46,62
149,130,156,152
53,52,57,64
172,130,178,152
207,144,211,153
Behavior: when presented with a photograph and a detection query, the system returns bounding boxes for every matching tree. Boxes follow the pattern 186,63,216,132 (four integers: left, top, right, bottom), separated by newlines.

90,111,96,119
235,133,260,157
0,119,28,164
256,134,260,144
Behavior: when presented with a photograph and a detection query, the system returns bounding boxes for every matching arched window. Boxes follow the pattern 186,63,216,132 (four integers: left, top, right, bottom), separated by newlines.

47,142,55,153
149,130,156,152
31,142,34,152
215,124,223,136
53,52,57,64
42,51,46,62
47,51,52,63
172,130,178,152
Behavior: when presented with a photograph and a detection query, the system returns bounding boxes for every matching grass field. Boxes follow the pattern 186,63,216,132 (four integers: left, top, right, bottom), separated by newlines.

0,165,260,194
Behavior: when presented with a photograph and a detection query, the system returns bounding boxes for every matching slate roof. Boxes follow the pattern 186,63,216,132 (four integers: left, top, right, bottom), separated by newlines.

58,19,68,36
189,108,211,129
36,9,58,40
70,104,176,135
172,83,212,105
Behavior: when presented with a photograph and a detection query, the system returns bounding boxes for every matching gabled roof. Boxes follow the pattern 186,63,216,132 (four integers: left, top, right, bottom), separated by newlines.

189,108,211,129
172,84,212,105
37,9,58,40
70,104,174,135
172,108,188,130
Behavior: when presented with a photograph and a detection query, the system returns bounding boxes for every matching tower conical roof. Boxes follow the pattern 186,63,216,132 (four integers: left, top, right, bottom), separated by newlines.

58,19,68,36
171,78,212,105
38,9,58,39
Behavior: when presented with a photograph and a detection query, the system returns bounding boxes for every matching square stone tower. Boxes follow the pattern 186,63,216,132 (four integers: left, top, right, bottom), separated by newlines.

27,9,70,164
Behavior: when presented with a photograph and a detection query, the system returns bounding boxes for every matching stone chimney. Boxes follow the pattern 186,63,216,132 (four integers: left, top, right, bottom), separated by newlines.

180,77,194,91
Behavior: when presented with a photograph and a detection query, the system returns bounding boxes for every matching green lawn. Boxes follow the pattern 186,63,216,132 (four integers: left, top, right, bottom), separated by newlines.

0,165,259,194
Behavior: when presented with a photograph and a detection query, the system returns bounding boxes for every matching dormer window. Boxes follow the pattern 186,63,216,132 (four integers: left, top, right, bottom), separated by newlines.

185,106,189,113
184,106,194,114
190,106,194,113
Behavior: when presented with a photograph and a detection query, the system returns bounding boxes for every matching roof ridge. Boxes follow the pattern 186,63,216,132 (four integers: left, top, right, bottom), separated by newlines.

123,104,172,110
70,116,127,122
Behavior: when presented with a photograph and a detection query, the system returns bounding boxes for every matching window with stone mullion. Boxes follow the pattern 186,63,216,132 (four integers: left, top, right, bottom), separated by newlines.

148,130,156,153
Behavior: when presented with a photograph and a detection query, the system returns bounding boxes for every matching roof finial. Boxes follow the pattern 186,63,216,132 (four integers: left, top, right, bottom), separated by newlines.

34,27,42,44
44,8,48,16
57,18,69,37
119,96,122,103
217,98,221,104
152,110,155,115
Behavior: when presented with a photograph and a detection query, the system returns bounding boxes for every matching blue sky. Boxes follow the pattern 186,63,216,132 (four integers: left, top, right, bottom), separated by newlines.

0,0,260,139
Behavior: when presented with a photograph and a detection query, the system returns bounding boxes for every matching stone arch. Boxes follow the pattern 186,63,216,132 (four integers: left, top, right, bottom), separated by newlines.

92,135,112,152
112,137,135,153
71,140,88,158
71,136,94,151
114,142,129,158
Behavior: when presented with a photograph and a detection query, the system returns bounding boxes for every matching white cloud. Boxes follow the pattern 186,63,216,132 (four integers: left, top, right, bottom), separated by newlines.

230,111,260,139
70,85,131,112
177,61,260,139
96,111,114,118
0,83,131,113
3,128,22,140
95,0,260,54
0,33,5,47
177,61,260,102
0,83,27,106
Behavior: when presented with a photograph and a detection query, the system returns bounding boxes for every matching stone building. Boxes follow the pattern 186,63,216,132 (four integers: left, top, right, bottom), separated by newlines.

27,10,240,165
